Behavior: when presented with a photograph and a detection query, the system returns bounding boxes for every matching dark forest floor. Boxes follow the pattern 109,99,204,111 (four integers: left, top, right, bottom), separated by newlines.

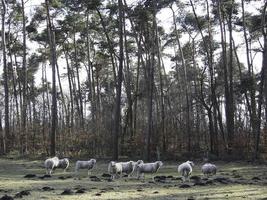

0,158,267,199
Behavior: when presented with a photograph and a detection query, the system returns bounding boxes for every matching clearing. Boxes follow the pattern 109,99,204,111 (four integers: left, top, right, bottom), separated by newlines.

0,158,267,199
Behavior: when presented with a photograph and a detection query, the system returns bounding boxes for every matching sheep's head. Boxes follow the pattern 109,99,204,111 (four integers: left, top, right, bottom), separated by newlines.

187,161,194,167
157,161,163,167
129,161,134,166
110,161,116,167
136,160,144,165
91,159,96,164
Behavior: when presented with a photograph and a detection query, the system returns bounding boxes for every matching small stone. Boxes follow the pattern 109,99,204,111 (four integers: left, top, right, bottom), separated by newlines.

0,195,14,200
61,189,73,195
24,174,36,178
42,187,54,191
179,184,191,188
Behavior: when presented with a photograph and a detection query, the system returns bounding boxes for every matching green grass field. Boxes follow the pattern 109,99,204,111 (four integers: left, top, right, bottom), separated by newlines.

0,158,267,199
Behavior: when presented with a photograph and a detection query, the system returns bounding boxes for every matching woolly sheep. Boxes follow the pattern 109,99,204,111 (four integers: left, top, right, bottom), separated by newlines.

57,158,70,172
201,163,217,177
178,161,194,182
119,161,135,176
108,161,123,179
44,156,59,175
136,161,163,180
75,159,96,176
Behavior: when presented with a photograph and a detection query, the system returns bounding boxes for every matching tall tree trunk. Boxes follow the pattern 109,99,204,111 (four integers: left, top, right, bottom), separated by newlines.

45,0,57,156
113,0,124,160
73,32,84,128
171,5,191,152
1,0,8,154
21,0,28,154
255,2,267,159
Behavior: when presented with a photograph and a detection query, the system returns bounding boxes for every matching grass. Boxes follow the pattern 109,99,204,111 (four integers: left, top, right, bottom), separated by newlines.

0,159,267,199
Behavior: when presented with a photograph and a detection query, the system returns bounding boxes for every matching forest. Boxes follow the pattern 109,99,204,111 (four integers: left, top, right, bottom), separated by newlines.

0,0,267,162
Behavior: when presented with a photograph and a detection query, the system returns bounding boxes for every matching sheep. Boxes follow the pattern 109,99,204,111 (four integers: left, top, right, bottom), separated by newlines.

108,161,123,180
57,158,70,172
44,156,59,175
201,163,217,177
75,159,96,176
118,161,135,176
178,161,194,182
136,161,163,180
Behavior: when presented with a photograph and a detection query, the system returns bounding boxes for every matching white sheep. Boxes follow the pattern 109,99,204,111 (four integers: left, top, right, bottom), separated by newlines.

44,156,59,175
136,161,163,180
108,161,123,179
119,161,135,176
75,159,96,176
201,163,217,177
178,161,194,182
57,158,70,172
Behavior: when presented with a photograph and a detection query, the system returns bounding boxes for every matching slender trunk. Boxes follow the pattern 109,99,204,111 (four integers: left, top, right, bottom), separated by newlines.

73,32,84,128
20,0,28,154
2,0,8,154
113,0,124,160
45,0,57,156
255,2,267,159
64,48,74,128
171,5,191,152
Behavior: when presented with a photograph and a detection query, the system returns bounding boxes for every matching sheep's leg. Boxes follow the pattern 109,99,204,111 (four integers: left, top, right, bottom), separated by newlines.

137,171,141,179
88,170,91,176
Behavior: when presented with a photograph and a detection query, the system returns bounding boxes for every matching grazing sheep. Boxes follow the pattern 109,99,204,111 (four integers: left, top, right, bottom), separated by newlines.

119,161,135,176
178,161,194,182
57,158,70,172
44,156,59,175
132,160,144,175
108,161,123,179
201,163,217,177
136,161,163,180
75,159,96,176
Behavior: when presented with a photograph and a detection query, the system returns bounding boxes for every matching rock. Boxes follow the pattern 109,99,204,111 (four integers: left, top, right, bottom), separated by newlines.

0,195,13,200
206,180,214,185
42,187,54,191
76,188,86,194
252,177,261,181
194,181,206,186
137,189,143,192
61,189,73,195
39,175,51,179
188,197,195,200
153,191,159,194
154,176,166,180
90,176,101,182
95,193,101,196
171,177,182,181
167,175,174,179
102,173,111,178
179,184,191,188
14,190,30,198
58,176,66,180
24,174,36,178
190,176,201,182
214,177,231,184
233,174,242,178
